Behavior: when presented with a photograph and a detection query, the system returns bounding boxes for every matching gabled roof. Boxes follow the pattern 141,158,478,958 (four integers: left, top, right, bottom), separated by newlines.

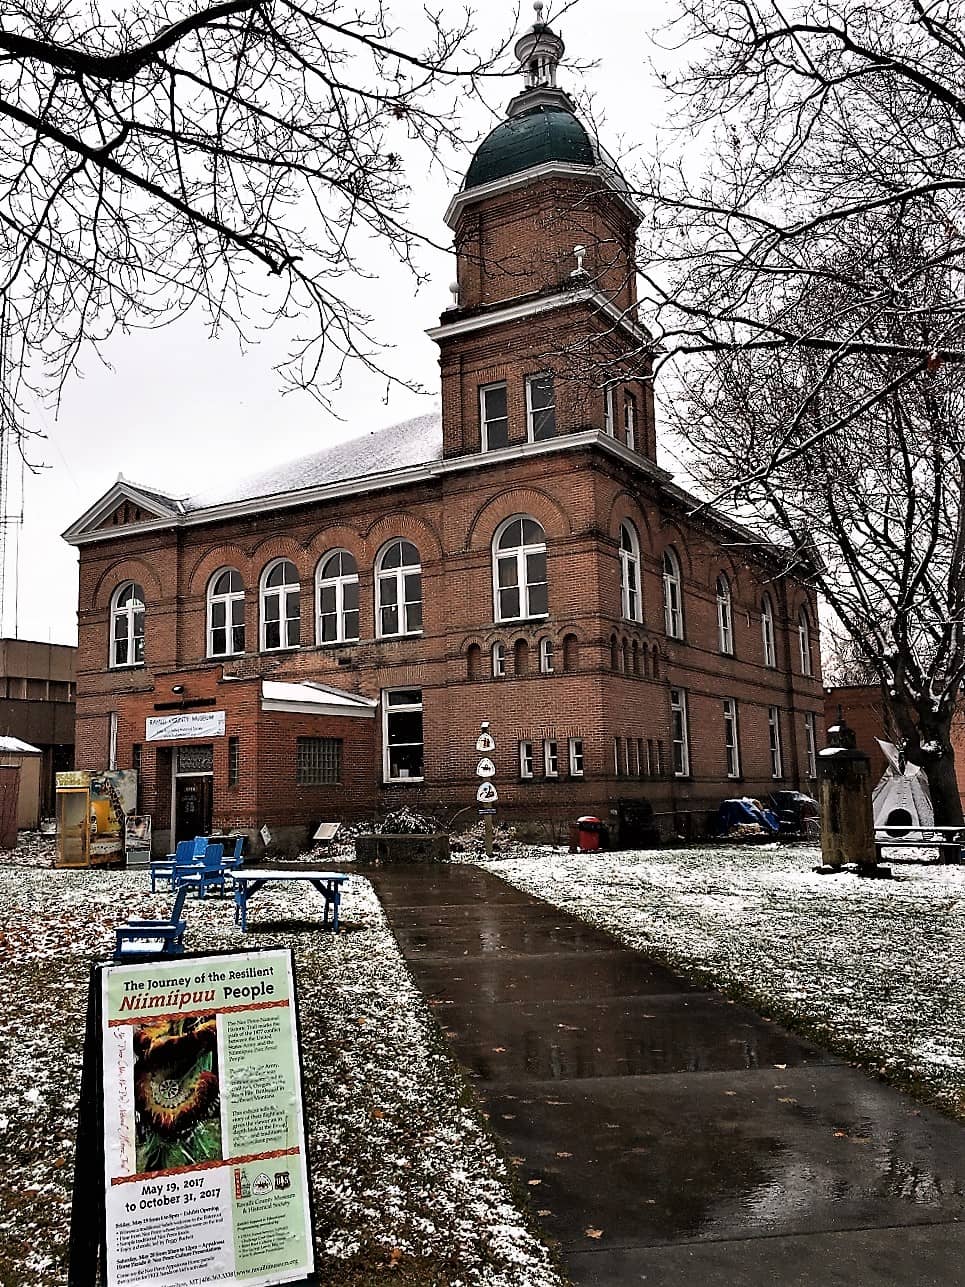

61,477,186,543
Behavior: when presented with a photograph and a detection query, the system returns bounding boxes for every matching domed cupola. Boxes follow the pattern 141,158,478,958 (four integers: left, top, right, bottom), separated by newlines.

462,4,624,192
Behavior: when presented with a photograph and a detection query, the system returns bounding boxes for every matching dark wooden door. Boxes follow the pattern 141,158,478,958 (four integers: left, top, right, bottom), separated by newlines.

175,775,213,843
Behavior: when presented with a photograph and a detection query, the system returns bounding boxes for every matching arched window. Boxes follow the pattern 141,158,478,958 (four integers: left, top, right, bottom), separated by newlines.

261,559,300,651
377,539,422,637
651,644,660,678
539,637,554,673
622,638,631,673
110,582,145,667
316,550,359,644
631,640,641,676
513,638,530,675
610,634,620,670
663,548,684,639
492,641,506,677
493,517,548,621
207,569,245,658
563,633,579,672
466,644,482,681
716,574,734,655
619,522,642,622
761,594,776,667
798,606,813,676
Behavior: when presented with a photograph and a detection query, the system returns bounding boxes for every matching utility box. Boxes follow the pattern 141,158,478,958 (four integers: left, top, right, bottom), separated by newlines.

818,719,876,872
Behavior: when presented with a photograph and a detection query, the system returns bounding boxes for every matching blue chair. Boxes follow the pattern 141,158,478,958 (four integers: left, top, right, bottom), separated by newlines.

114,886,190,959
150,839,196,893
222,835,245,874
175,843,227,899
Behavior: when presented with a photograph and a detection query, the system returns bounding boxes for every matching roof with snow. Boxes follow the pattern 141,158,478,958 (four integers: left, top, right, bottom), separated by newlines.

185,413,442,512
0,736,41,755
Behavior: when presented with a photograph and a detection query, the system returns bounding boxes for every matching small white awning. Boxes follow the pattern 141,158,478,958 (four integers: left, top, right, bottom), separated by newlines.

0,736,42,755
260,680,377,719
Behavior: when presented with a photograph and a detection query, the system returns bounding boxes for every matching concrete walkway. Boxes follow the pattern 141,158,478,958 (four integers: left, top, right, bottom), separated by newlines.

367,862,965,1286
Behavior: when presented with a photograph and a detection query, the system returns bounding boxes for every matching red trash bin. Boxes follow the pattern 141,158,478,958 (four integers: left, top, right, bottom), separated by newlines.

576,816,602,852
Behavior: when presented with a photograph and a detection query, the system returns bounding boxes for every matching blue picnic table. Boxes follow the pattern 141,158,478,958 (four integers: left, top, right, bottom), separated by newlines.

232,869,348,932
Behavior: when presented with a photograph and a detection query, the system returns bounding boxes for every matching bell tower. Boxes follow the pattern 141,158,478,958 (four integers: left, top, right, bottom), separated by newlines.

428,7,655,462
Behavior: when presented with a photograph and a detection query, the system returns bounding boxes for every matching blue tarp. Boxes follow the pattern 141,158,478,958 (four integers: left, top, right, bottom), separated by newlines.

718,798,780,834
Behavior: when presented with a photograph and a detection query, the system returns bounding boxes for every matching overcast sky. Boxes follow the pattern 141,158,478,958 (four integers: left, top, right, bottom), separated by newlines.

11,0,676,645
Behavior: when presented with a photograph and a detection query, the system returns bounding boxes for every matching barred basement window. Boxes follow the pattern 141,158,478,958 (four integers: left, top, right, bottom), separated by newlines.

228,737,240,787
296,737,342,785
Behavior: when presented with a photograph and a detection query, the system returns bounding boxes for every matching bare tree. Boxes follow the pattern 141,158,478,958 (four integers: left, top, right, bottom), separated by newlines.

0,0,516,424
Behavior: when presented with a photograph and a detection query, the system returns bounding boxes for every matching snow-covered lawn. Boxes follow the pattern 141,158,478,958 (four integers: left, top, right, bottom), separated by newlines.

479,844,965,1118
0,850,562,1287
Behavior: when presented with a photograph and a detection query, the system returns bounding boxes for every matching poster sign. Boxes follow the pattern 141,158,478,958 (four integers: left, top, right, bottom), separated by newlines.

475,732,495,753
146,711,227,742
476,781,498,804
124,815,152,866
99,949,314,1287
475,757,496,779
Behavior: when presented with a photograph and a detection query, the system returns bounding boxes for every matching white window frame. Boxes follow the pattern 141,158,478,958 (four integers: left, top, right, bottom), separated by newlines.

717,575,734,655
663,548,684,639
492,641,506,677
624,390,637,451
614,737,622,775
768,706,783,779
479,381,509,452
110,581,146,669
207,568,246,658
798,607,813,676
805,711,818,779
316,549,360,645
493,516,548,622
519,740,534,779
382,689,424,783
108,712,118,771
376,539,422,638
539,637,554,673
603,383,616,436
620,522,643,622
544,739,559,778
723,697,740,778
568,737,584,777
671,688,690,777
525,372,556,441
761,595,776,667
260,559,301,652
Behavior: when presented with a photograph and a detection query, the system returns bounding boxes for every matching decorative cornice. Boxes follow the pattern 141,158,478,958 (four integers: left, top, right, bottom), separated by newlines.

444,161,641,229
427,286,651,348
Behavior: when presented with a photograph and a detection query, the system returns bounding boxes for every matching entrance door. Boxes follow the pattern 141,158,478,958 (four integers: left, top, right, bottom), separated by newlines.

175,775,213,843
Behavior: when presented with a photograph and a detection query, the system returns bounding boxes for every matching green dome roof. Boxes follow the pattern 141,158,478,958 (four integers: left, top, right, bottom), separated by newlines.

463,106,599,190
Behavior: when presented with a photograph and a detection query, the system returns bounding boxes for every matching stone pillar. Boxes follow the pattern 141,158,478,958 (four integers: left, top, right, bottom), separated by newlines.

817,717,876,873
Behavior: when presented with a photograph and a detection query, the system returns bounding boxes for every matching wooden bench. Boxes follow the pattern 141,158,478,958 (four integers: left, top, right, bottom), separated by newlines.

232,869,348,932
114,886,190,959
875,825,964,864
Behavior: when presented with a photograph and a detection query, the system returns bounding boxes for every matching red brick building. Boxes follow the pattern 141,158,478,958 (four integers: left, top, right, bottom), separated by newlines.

64,18,824,854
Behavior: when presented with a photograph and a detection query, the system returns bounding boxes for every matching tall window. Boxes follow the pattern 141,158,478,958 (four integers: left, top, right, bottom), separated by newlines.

110,582,145,667
228,736,240,787
663,548,684,639
494,517,548,620
603,384,616,435
383,689,424,781
317,550,359,644
624,391,637,451
670,688,690,776
569,737,584,777
723,698,740,778
761,595,776,667
544,739,559,777
768,706,783,778
261,559,300,651
208,568,245,657
620,522,642,622
798,606,813,676
526,373,556,440
377,539,422,637
804,712,818,779
492,641,506,677
519,740,534,778
480,382,509,451
539,637,554,673
716,574,734,655
108,712,118,770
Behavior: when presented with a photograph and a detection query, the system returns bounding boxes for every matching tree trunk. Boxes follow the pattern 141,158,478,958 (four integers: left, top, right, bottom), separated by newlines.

922,749,964,828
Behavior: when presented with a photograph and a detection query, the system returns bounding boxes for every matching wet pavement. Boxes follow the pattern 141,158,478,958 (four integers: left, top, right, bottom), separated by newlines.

365,863,965,1285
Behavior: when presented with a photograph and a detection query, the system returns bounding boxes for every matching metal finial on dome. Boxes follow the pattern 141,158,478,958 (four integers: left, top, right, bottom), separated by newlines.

514,7,565,97
534,2,544,19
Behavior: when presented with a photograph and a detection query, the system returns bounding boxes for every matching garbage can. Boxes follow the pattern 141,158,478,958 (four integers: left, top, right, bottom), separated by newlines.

575,816,603,852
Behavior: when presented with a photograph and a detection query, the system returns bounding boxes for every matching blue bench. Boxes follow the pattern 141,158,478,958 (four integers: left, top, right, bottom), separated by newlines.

114,886,190,959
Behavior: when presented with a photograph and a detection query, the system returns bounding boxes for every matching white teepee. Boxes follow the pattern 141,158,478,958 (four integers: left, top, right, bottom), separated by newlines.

872,740,934,832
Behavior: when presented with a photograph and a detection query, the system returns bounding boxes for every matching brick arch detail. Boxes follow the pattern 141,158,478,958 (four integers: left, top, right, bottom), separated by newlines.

363,513,443,563
464,486,573,553
306,527,367,573
247,535,311,578
92,557,163,609
606,492,655,549
657,526,693,579
185,544,255,597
